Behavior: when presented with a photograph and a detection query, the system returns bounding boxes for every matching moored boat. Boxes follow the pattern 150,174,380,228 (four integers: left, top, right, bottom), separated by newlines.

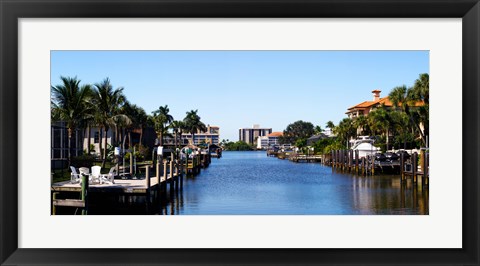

350,136,380,158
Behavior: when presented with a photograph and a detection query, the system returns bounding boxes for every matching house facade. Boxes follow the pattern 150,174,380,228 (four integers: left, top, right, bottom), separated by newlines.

181,125,220,145
51,121,83,169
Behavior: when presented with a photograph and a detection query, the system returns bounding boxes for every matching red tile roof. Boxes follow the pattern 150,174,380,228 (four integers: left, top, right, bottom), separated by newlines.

268,132,283,137
348,96,424,111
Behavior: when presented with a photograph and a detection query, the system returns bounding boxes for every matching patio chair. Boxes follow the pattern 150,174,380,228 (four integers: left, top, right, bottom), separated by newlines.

100,166,116,184
78,167,93,183
70,166,81,184
91,166,102,184
79,167,90,176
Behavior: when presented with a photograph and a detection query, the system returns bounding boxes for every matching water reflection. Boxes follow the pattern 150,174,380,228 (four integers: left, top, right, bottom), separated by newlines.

87,151,428,215
349,173,428,214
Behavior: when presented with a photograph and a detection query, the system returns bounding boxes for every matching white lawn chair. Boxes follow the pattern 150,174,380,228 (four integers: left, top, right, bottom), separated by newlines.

78,167,92,183
100,166,116,184
70,166,81,184
91,166,102,184
79,167,90,176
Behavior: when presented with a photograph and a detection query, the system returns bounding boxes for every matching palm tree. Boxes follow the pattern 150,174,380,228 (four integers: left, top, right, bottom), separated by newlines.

169,120,185,148
326,121,335,134
413,73,429,104
151,105,174,146
367,107,391,150
92,78,128,167
389,85,426,145
183,110,207,145
51,76,93,164
127,104,148,147
353,115,369,136
314,125,323,135
335,118,356,148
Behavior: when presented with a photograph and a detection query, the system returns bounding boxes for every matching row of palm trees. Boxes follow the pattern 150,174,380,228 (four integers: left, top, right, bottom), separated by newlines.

150,105,207,148
324,73,429,150
51,76,207,167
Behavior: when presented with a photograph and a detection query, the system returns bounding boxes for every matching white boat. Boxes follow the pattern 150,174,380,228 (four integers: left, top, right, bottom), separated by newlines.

350,136,380,158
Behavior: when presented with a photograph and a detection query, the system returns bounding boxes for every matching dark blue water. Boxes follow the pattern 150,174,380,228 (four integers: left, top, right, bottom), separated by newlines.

168,151,428,215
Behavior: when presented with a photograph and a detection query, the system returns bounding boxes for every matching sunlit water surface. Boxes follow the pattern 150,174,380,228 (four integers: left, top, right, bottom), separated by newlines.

158,151,428,215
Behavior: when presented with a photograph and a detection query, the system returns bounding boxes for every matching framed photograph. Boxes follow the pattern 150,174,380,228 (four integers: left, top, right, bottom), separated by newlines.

1,0,479,265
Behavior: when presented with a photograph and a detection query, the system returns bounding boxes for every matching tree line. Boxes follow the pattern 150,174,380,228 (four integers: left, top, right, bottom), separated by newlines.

278,73,429,153
51,76,207,167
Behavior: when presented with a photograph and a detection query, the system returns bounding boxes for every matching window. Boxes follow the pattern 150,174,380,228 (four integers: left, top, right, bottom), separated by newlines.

94,131,100,143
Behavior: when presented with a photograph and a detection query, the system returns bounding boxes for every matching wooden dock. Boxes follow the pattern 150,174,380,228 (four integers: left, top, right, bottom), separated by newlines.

51,155,206,215
289,154,323,163
326,149,429,186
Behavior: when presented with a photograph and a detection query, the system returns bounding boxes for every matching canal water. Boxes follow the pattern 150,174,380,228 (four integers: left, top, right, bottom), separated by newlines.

160,151,428,215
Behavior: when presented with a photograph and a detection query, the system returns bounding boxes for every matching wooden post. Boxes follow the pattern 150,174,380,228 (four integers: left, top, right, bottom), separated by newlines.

420,149,426,187
340,150,344,170
145,165,151,189
412,152,418,183
170,160,174,193
52,192,58,215
331,151,335,167
130,153,133,175
153,164,161,201
371,154,375,175
354,150,359,174
400,152,405,182
425,152,429,186
81,174,88,215
145,166,151,205
175,159,178,176
163,160,168,193
361,157,365,175
349,150,354,172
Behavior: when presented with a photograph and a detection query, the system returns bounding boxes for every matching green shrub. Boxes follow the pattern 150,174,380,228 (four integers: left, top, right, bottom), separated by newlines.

71,154,95,168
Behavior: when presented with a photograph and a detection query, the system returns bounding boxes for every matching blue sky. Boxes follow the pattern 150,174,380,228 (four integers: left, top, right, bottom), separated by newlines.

51,51,429,141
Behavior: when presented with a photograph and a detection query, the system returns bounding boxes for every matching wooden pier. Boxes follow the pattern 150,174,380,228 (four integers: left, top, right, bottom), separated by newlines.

289,154,323,163
400,149,429,186
51,154,212,215
327,149,429,186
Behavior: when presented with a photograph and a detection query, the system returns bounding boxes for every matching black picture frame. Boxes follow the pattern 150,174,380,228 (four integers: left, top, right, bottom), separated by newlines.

1,0,479,265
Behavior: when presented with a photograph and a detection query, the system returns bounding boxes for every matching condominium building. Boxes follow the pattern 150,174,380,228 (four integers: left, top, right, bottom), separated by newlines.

239,124,272,145
181,125,220,145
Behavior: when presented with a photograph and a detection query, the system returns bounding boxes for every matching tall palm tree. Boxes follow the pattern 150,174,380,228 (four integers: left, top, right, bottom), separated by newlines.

389,85,426,145
353,115,369,136
92,78,128,167
326,121,335,133
121,102,149,148
51,76,93,164
335,118,355,148
183,110,207,146
367,107,391,150
169,120,185,148
152,105,174,146
413,73,429,104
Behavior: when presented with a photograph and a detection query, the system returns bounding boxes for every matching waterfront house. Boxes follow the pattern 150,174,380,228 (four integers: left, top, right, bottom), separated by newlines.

346,89,424,119
267,132,283,146
83,126,157,156
256,136,269,150
306,133,328,146
51,121,83,169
